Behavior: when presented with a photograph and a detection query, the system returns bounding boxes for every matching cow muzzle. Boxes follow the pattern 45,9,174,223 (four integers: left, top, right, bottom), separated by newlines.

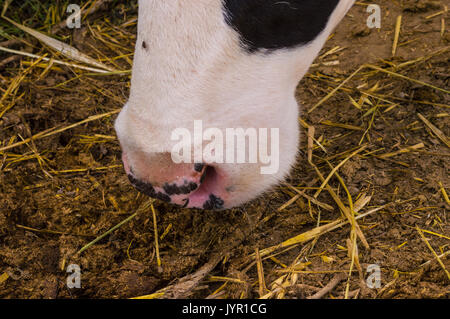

122,152,228,210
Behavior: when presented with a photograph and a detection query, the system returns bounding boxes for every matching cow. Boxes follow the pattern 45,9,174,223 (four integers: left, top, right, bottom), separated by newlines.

115,0,356,210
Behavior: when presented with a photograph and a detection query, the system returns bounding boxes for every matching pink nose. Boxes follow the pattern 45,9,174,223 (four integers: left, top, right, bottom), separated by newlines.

122,152,226,210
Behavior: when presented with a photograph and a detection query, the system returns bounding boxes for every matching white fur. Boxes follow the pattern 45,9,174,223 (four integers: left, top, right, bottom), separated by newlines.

115,0,355,208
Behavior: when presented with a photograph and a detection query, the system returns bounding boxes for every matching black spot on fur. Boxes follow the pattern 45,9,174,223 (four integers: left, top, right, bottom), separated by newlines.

127,175,171,203
127,174,156,197
155,192,171,203
223,0,340,52
142,40,147,49
163,183,178,195
203,194,225,210
163,181,198,195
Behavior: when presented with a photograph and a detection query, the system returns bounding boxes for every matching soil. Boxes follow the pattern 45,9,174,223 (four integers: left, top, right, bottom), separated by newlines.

0,0,449,299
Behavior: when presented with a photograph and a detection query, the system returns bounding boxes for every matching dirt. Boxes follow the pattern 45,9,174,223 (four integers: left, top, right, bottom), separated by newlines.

0,0,449,299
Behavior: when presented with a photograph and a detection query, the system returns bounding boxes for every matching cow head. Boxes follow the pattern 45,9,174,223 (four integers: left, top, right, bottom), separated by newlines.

115,0,355,209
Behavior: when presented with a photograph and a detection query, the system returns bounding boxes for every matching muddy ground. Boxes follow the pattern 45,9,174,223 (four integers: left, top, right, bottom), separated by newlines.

0,0,448,299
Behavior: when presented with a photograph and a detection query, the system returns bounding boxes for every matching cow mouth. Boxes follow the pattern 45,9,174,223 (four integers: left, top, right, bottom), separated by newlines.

160,165,226,210
123,152,227,210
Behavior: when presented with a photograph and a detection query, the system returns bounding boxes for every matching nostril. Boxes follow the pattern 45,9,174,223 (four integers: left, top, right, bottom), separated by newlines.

187,165,225,209
194,163,205,172
201,166,217,185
